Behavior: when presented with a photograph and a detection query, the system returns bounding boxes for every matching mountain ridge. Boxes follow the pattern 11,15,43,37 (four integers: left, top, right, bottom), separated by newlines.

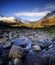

0,10,55,28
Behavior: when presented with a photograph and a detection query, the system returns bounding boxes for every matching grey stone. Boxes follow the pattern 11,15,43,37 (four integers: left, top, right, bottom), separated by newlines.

9,45,25,59
14,58,22,65
42,46,55,65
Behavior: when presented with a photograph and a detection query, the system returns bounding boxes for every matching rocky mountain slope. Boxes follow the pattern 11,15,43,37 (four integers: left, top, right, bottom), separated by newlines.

0,11,55,28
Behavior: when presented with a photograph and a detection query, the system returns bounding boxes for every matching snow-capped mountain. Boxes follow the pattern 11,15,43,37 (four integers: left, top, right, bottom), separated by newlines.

0,10,55,28
0,16,17,23
44,11,55,18
0,16,36,24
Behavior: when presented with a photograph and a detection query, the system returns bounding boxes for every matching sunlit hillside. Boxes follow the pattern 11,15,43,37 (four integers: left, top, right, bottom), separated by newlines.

0,11,55,28
10,15,55,28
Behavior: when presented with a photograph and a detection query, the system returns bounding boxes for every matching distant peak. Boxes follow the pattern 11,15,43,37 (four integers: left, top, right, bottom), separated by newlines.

44,10,55,18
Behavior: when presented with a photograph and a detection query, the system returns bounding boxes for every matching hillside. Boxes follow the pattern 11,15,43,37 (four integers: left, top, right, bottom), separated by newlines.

0,11,55,28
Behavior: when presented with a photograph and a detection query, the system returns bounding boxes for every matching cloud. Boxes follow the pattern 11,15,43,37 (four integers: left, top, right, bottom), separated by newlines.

14,11,50,17
32,8,39,12
45,3,55,10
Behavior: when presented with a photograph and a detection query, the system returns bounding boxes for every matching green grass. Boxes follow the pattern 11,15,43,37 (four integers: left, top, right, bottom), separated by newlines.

48,29,55,36
46,26,55,36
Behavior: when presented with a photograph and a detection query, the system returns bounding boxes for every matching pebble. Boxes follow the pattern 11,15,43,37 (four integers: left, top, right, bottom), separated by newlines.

14,58,22,65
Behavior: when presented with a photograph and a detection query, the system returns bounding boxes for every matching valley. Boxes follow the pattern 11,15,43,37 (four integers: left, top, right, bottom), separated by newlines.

0,10,55,65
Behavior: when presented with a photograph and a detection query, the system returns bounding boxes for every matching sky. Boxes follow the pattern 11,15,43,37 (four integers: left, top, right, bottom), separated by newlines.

0,0,55,21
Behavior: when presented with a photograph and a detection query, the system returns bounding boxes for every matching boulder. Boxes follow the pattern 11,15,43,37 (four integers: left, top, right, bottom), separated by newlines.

42,46,55,65
3,42,12,49
9,45,25,59
24,50,45,65
31,44,41,53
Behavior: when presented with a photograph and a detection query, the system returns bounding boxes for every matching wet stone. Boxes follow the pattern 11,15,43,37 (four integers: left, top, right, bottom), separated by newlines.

42,46,55,65
0,46,4,56
8,61,14,65
31,44,41,52
24,50,45,65
0,49,10,65
14,58,22,65
3,42,12,49
14,37,32,49
9,45,25,59
0,28,55,65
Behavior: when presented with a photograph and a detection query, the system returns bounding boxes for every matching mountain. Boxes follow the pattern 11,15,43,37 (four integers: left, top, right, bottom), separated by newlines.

0,16,18,23
0,16,37,27
0,10,55,28
0,16,37,24
39,10,55,27
44,11,55,18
